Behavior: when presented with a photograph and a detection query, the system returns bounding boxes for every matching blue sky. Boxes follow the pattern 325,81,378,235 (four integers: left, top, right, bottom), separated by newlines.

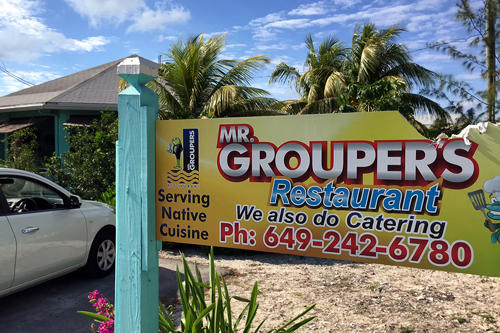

0,0,484,115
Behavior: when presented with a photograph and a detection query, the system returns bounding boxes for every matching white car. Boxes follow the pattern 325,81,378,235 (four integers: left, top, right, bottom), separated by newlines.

0,168,116,297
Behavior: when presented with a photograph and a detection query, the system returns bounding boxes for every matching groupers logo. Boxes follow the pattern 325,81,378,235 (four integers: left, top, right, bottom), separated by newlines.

166,129,199,185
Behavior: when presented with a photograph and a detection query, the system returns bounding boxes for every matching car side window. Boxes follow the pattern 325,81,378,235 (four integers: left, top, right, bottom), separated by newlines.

2,177,66,214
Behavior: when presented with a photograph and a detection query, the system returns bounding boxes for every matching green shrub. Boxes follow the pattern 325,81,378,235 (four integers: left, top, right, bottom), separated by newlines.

99,183,116,210
3,127,43,173
79,247,316,332
160,247,316,332
46,111,118,201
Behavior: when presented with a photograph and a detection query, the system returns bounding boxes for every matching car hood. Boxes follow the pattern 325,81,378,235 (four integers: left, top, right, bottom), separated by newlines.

81,200,115,212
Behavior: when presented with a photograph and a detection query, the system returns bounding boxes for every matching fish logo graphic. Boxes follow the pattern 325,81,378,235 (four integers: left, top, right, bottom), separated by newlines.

166,129,199,186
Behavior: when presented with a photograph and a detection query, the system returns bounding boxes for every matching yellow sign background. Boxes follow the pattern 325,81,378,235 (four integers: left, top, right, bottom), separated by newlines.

156,112,500,277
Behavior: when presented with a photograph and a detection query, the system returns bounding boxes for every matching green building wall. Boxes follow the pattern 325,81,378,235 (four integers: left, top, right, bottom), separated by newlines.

0,109,108,162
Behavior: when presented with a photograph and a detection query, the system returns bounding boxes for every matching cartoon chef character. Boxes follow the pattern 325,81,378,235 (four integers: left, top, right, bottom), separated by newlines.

166,137,183,170
483,176,500,243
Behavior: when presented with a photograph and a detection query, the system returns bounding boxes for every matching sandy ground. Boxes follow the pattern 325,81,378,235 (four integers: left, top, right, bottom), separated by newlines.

160,245,500,333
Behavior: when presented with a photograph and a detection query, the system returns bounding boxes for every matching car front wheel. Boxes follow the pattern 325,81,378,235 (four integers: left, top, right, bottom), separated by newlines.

84,231,116,278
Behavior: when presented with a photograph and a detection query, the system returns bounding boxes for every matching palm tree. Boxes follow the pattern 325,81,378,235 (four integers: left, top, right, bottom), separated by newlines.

426,96,487,139
330,23,447,119
150,34,281,119
269,33,346,114
270,23,449,125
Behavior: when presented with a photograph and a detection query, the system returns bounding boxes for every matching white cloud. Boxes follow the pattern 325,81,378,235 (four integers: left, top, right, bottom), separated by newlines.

412,51,457,71
0,0,110,62
218,52,236,60
121,40,142,55
288,0,361,16
264,19,312,30
249,13,285,26
28,63,51,69
291,43,306,51
314,29,338,39
252,27,278,41
126,2,190,33
261,83,300,100
254,43,290,51
413,51,452,63
158,35,179,42
309,2,453,30
333,0,362,8
249,12,308,41
226,43,247,48
128,48,141,55
269,55,303,69
288,2,328,16
65,0,142,25
239,0,466,73
405,39,427,51
456,73,482,80
65,0,190,32
203,31,229,39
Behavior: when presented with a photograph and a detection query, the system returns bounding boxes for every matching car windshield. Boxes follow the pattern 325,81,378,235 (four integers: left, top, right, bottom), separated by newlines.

2,178,60,199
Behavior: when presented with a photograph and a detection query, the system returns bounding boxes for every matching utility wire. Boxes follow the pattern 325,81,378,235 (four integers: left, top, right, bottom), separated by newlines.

0,59,35,87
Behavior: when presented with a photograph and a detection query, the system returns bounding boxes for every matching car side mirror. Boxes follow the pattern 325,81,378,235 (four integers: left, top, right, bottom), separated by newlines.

70,195,82,208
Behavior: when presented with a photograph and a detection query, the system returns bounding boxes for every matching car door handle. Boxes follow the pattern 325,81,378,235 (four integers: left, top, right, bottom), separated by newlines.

22,227,39,234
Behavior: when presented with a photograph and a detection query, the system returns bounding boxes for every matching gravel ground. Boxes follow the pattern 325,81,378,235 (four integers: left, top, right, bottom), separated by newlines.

160,245,500,333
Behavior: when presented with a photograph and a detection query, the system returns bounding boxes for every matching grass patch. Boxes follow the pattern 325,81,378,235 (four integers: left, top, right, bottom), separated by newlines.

411,307,427,316
451,315,467,324
471,311,495,323
354,305,370,315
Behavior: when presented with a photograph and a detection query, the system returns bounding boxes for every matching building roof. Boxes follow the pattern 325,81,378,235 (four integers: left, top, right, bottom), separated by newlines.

0,55,146,113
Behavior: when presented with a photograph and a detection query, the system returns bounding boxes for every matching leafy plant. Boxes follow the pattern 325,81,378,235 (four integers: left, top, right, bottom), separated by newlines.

399,326,413,333
146,33,281,120
471,311,495,323
46,111,118,201
451,315,467,324
99,183,116,210
79,248,316,332
160,247,316,332
269,23,448,125
3,127,43,173
78,290,115,333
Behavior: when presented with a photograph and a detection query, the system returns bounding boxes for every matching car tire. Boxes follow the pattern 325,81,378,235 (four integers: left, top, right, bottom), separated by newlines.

84,231,116,278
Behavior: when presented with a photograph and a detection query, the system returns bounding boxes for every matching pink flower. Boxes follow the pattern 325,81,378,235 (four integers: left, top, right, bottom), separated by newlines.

84,290,115,332
98,319,114,333
88,290,103,301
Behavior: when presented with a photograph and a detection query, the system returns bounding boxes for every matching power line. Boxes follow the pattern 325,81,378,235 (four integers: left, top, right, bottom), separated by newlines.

0,59,35,87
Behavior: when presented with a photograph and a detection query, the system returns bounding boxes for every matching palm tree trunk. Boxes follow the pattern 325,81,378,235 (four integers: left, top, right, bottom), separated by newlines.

486,0,497,122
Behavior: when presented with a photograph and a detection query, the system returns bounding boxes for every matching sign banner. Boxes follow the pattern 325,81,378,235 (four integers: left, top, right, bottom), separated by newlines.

156,112,500,277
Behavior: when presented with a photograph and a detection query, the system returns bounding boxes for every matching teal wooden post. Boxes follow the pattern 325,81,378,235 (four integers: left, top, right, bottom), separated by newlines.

115,57,160,332
54,111,70,156
1,133,8,161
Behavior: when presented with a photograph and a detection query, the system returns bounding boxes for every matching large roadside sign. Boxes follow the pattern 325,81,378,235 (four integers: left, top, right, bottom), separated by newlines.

155,112,500,277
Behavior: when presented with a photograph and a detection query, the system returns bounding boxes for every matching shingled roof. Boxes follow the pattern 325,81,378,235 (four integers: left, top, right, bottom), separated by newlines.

0,55,143,113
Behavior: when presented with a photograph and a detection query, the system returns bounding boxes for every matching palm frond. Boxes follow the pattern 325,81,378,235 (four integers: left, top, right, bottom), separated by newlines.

401,92,450,120
269,62,302,91
299,97,338,114
155,33,275,118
